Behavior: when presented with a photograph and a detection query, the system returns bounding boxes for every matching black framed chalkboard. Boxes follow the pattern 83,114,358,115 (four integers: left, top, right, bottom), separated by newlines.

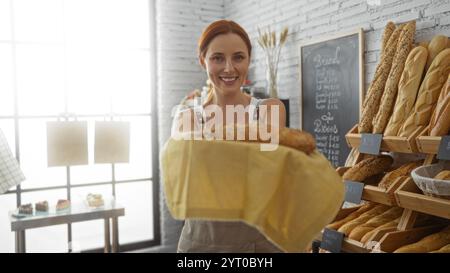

299,29,364,167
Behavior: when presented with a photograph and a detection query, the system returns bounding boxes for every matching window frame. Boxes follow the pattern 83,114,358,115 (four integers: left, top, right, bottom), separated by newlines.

0,0,160,253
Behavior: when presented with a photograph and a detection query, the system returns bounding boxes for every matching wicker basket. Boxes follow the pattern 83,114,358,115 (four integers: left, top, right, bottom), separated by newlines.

411,162,450,200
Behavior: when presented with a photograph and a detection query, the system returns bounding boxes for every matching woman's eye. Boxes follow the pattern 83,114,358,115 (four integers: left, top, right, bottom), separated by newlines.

234,55,244,61
212,56,223,62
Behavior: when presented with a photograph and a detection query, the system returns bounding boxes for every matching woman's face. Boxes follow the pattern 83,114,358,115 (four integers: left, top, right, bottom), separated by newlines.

202,33,250,95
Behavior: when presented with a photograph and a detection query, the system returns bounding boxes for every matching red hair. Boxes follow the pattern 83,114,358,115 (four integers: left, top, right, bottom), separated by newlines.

198,20,252,61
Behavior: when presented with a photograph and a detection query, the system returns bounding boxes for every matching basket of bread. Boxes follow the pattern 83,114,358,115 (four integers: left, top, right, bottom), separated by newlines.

411,161,450,199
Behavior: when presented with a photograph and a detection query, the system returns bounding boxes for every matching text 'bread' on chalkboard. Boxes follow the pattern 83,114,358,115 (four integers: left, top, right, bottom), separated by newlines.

300,29,364,167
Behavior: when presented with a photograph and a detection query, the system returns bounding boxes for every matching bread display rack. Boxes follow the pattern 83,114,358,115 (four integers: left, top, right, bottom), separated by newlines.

313,20,450,253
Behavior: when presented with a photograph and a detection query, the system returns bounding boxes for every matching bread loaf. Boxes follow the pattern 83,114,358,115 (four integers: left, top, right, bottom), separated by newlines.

430,244,450,253
434,170,450,180
326,202,377,230
418,41,429,48
425,35,449,71
212,124,316,154
373,21,416,134
342,155,393,182
348,207,403,241
337,204,390,236
359,25,403,133
429,75,450,136
360,217,401,244
378,160,423,189
380,21,396,58
398,48,450,137
384,46,428,136
362,22,396,111
394,226,450,253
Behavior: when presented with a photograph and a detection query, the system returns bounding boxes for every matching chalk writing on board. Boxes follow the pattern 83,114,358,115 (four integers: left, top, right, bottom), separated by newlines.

301,31,361,167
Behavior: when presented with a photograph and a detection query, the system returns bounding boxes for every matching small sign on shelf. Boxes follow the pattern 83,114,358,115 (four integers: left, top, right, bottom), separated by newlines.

437,135,450,161
320,228,344,253
344,180,364,204
359,133,382,155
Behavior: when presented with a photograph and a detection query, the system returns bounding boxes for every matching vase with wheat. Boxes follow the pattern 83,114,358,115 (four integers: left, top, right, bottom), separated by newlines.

257,26,289,99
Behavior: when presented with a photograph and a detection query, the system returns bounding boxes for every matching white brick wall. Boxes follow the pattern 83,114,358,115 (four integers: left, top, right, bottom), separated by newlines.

224,0,450,129
156,0,224,250
154,0,450,251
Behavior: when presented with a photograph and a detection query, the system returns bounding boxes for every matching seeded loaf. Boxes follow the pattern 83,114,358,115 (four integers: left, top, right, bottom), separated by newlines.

425,35,449,71
384,46,428,136
342,155,394,182
363,22,396,111
359,24,403,133
429,75,450,136
378,160,423,189
398,48,450,137
380,22,396,57
373,21,416,134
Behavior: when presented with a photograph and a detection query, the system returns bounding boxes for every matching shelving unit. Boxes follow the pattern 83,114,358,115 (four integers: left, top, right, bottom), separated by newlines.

317,124,450,253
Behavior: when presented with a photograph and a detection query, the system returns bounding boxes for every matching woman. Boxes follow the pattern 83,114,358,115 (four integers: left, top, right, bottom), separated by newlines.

175,20,286,253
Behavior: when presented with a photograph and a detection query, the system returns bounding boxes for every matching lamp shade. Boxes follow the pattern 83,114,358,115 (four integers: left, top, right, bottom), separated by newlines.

47,121,88,167
94,121,130,163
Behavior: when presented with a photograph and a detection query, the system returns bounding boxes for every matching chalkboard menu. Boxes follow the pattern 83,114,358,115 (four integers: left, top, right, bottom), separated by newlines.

300,30,364,167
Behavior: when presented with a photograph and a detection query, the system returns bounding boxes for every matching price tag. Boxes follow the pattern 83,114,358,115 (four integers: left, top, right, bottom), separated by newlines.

437,135,450,161
344,180,364,204
359,133,382,155
320,228,344,253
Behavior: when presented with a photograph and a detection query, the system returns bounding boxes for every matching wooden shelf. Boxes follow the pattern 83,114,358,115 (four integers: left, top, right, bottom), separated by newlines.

376,225,445,253
395,178,450,220
415,126,441,154
345,124,423,153
337,167,404,206
316,230,371,253
362,178,404,206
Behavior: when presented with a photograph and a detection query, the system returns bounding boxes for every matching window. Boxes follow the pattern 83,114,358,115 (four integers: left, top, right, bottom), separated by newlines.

0,0,159,252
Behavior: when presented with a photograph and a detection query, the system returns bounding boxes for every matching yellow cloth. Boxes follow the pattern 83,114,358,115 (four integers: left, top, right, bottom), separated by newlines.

161,139,344,252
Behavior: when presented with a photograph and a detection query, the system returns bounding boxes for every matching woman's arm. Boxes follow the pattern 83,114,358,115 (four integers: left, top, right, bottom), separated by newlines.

259,98,287,129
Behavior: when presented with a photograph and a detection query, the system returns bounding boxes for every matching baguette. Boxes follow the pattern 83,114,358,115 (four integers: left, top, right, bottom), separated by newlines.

378,160,423,189
384,46,428,136
359,25,403,133
348,207,403,241
326,202,377,230
429,75,450,136
373,21,415,134
394,226,450,253
425,35,449,71
210,124,317,154
360,217,401,244
363,22,396,110
418,41,429,48
434,170,450,180
337,205,390,236
342,155,393,182
398,48,450,137
430,244,450,253
380,22,396,58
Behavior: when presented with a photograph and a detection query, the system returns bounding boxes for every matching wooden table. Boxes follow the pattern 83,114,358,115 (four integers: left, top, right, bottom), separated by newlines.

10,199,125,253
